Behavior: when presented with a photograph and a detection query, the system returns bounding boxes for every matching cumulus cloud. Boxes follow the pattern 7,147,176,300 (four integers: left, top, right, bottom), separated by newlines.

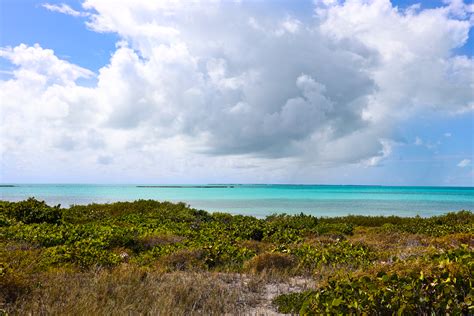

318,0,473,118
361,139,394,167
1,0,473,182
0,44,93,84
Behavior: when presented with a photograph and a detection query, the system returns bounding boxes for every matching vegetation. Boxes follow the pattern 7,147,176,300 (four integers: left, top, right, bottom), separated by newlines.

1,198,472,314
273,247,472,314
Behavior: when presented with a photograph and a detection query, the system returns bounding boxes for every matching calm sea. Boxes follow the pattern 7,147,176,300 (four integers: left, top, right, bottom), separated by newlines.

1,184,473,217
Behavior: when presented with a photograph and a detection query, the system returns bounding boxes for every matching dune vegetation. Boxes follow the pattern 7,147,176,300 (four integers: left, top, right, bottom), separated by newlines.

1,198,472,314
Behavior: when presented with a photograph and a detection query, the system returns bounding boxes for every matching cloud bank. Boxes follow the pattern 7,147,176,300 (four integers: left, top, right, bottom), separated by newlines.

1,0,473,183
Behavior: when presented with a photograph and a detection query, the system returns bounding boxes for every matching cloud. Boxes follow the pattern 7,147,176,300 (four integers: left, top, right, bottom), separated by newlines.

414,137,423,146
457,159,471,167
0,44,94,84
362,139,394,167
97,155,113,165
317,0,473,117
42,3,88,17
78,1,380,163
1,0,473,182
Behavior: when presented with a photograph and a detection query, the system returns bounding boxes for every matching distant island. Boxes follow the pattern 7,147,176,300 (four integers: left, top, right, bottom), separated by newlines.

137,185,235,188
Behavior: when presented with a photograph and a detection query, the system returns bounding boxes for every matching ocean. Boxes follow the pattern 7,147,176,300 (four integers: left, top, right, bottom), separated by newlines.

1,184,473,217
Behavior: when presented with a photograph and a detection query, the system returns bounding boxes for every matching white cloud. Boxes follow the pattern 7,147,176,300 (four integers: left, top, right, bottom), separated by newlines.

276,16,302,36
0,44,94,84
42,3,88,17
1,0,473,183
457,159,471,167
317,0,473,119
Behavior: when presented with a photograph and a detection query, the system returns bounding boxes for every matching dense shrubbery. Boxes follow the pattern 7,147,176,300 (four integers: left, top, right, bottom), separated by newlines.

274,247,473,314
292,241,375,270
0,198,62,224
320,210,474,236
381,211,474,236
1,198,472,313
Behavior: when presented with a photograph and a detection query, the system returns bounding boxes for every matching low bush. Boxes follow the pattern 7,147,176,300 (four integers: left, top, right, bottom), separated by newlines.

274,247,473,314
321,211,473,236
244,252,296,273
1,198,62,224
292,241,375,271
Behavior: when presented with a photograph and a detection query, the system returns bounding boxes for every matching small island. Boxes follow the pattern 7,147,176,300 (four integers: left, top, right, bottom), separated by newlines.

1,198,472,314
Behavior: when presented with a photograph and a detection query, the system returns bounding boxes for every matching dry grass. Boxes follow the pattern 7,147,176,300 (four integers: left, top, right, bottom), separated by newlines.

238,240,273,254
348,227,433,261
158,249,206,271
244,253,296,274
430,233,474,249
136,233,185,250
5,265,265,315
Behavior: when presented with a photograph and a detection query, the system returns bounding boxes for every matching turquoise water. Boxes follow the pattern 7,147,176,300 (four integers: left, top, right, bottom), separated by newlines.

1,184,473,217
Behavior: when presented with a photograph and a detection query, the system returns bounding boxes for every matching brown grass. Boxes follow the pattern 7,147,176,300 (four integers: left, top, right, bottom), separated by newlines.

158,249,206,271
348,227,434,261
136,233,185,250
238,240,273,254
244,252,296,274
4,265,263,315
430,233,474,249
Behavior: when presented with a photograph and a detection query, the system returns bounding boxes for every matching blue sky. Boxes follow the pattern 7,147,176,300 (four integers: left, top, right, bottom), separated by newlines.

0,0,473,185
1,0,117,71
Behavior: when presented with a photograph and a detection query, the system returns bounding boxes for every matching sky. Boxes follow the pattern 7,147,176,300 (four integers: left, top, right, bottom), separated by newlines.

0,0,473,186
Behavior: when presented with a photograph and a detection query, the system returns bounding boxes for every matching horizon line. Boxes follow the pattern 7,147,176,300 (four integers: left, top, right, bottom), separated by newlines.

1,183,473,188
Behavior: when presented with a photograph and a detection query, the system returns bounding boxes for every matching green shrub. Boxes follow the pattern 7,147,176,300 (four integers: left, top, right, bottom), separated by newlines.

44,239,122,268
292,241,375,270
265,213,318,230
1,198,62,224
201,240,255,269
272,290,314,314
321,211,473,236
274,247,473,314
0,213,15,227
